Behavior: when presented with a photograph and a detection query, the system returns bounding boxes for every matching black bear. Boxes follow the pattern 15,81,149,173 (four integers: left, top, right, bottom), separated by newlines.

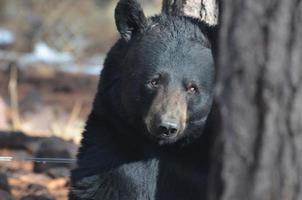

69,0,216,199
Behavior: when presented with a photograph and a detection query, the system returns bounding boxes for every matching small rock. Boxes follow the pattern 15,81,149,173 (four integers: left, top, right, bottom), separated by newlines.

27,184,49,194
20,184,54,200
46,167,70,179
0,172,10,193
0,131,28,149
33,137,77,173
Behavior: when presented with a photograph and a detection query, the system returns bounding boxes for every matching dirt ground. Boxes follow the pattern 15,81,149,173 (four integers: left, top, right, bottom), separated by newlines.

0,146,73,200
0,65,99,200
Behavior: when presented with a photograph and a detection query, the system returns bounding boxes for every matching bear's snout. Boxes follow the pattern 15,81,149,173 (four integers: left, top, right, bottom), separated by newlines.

144,88,187,142
146,113,185,141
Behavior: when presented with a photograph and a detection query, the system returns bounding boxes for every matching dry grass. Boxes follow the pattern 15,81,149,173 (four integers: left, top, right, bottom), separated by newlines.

5,66,85,143
51,100,84,144
8,63,21,131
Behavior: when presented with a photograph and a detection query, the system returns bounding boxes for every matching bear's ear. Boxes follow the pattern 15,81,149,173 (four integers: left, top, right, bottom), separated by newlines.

115,0,148,41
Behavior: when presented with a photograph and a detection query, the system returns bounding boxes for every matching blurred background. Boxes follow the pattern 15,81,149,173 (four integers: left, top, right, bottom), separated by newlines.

0,1,160,200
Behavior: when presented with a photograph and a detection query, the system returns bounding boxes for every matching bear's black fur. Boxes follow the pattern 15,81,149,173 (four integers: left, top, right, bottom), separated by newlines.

69,0,217,199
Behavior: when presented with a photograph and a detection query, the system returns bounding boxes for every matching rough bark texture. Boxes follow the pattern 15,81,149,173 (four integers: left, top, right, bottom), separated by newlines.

162,0,218,24
216,0,302,199
163,0,302,199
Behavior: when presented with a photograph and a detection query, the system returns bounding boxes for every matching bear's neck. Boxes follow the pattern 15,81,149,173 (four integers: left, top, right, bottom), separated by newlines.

73,109,211,183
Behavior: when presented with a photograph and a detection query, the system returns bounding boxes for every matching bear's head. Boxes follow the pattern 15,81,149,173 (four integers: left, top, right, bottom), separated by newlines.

106,0,215,145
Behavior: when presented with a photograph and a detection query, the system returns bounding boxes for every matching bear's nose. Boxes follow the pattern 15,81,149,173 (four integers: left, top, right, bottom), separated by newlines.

158,121,179,137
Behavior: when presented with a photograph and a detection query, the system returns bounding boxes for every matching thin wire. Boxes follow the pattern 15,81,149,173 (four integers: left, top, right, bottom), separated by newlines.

0,156,76,164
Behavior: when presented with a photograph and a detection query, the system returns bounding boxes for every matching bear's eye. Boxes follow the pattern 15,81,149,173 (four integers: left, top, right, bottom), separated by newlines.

186,84,199,94
148,78,160,88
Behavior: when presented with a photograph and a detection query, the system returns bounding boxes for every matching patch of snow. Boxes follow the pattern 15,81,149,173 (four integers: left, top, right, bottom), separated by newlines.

22,42,74,64
62,56,104,75
0,28,15,46
62,63,101,75
0,41,104,76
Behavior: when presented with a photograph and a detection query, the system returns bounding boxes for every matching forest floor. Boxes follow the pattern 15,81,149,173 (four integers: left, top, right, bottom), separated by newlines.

0,147,71,200
0,65,98,200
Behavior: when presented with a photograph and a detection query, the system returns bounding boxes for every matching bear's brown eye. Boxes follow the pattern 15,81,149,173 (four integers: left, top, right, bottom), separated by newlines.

186,84,199,94
149,78,160,88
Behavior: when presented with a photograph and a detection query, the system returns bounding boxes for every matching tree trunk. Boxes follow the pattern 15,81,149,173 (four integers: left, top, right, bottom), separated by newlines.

216,0,302,199
162,0,302,199
162,0,218,24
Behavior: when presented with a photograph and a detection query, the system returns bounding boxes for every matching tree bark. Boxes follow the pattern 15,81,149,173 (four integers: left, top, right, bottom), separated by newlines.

216,0,302,199
162,0,302,199
162,0,218,24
